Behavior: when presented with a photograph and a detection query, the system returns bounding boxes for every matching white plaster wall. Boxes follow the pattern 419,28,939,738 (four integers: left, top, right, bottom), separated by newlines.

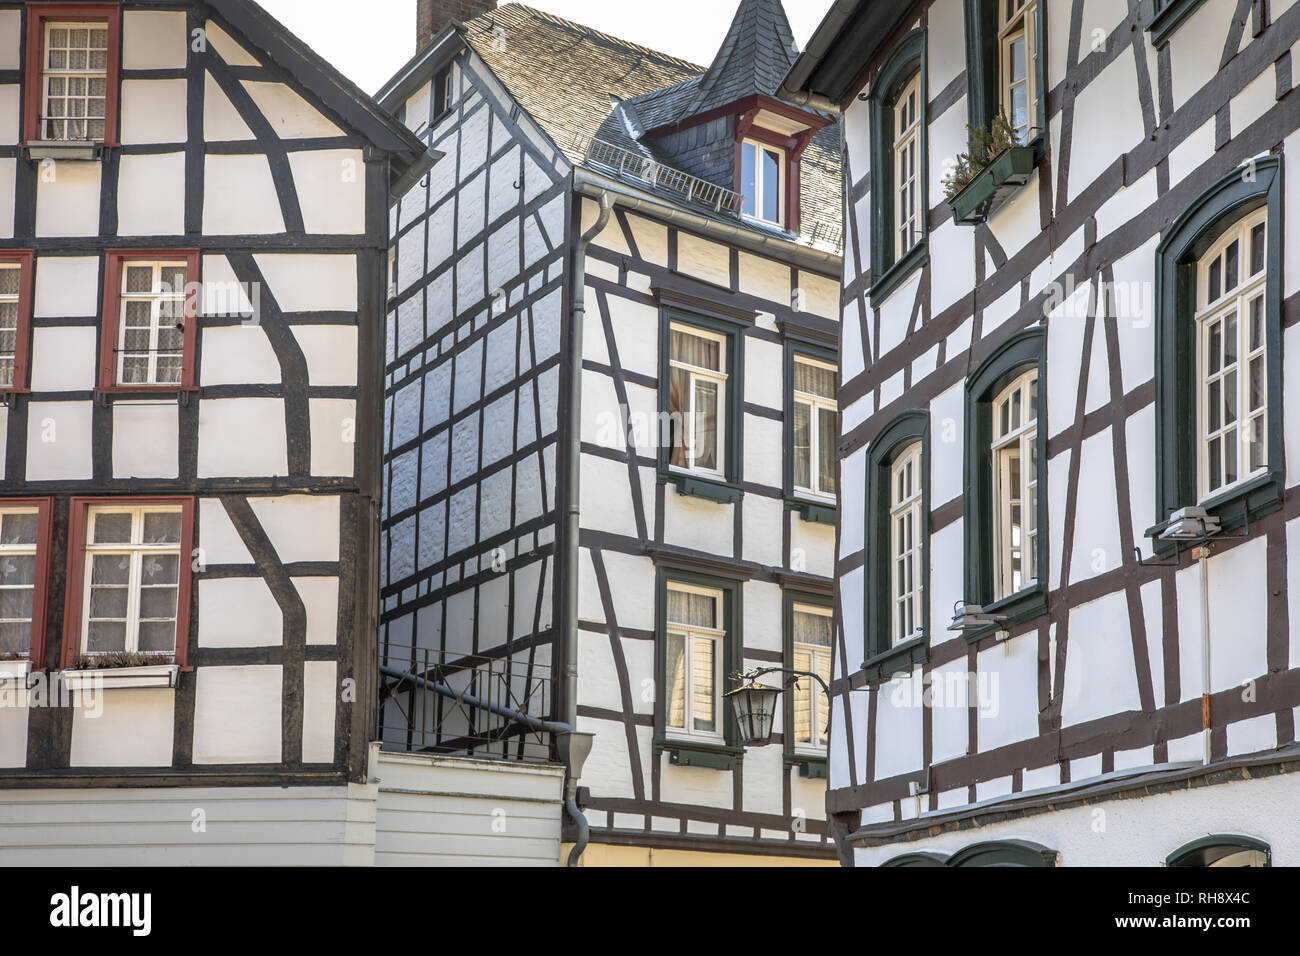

69,690,175,767
192,665,283,764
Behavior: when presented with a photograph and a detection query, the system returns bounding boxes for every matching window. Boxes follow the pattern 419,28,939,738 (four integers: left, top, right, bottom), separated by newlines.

99,251,200,391
22,4,122,146
0,500,54,665
792,355,837,500
1167,835,1270,868
890,443,924,644
867,30,927,304
664,583,725,741
964,328,1047,630
0,252,34,391
1196,210,1267,501
893,74,922,261
61,497,194,669
667,323,727,477
864,411,930,678
964,0,1046,146
790,602,832,753
998,0,1038,144
1153,158,1282,551
990,369,1038,600
433,65,453,120
740,139,785,226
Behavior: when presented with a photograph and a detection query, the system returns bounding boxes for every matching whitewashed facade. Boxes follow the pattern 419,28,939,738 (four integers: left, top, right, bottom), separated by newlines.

0,0,432,864
378,1,847,865
784,0,1300,866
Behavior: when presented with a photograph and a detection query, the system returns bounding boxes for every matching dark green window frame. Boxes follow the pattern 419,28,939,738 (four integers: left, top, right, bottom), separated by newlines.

863,409,931,680
963,0,1049,156
1150,156,1284,556
784,339,839,524
652,567,745,770
1148,0,1211,48
963,327,1048,635
657,308,746,503
947,840,1057,867
1166,835,1271,867
781,588,832,776
868,28,928,306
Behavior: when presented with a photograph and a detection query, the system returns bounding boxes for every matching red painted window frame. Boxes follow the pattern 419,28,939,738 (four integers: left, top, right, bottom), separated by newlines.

60,496,195,670
22,2,124,148
733,121,814,234
0,497,55,669
99,249,200,393
0,251,35,393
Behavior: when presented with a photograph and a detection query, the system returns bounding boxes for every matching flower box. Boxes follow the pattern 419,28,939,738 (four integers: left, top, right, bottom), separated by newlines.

61,663,179,693
948,145,1037,224
0,659,32,686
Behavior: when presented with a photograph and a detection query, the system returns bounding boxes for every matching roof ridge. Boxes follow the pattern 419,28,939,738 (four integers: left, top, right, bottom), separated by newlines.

467,2,707,74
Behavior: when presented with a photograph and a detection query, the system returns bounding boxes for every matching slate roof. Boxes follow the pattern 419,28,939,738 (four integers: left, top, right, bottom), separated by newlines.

462,3,842,254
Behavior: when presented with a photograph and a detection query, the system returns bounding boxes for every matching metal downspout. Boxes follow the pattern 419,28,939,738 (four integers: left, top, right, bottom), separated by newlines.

562,187,614,864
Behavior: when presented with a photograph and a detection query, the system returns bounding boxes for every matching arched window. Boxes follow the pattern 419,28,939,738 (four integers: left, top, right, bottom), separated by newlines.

1152,158,1282,553
863,410,930,679
868,30,928,305
963,328,1047,628
947,840,1057,867
1167,835,1270,868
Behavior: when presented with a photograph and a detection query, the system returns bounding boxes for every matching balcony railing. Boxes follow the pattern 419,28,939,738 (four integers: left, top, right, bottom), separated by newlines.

378,644,554,763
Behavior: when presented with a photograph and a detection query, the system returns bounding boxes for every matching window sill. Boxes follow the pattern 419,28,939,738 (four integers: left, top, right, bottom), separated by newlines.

0,659,33,687
61,663,179,692
963,586,1048,643
785,752,828,778
23,141,109,163
655,736,742,769
869,239,928,307
1148,0,1210,47
1147,471,1282,558
96,386,198,405
860,633,928,684
660,470,743,504
787,497,836,525
948,145,1038,225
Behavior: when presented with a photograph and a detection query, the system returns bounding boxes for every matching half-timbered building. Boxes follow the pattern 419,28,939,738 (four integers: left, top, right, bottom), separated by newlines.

785,0,1300,866
378,0,845,865
0,0,434,864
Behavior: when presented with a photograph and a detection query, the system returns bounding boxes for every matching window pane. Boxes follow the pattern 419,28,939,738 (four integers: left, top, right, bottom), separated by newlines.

818,407,837,494
691,636,716,732
0,621,30,656
1224,240,1238,292
1251,223,1266,276
0,588,32,621
138,621,176,653
143,511,182,545
0,554,35,587
1224,427,1238,484
90,553,130,585
1250,416,1265,471
92,512,133,544
668,367,690,468
665,631,686,729
667,589,716,628
792,645,812,744
86,620,127,653
88,585,128,620
740,143,756,218
793,608,832,647
1209,258,1221,303
762,148,781,222
793,360,835,398
692,379,718,471
142,554,180,586
1,513,38,546
670,329,719,370
793,400,811,489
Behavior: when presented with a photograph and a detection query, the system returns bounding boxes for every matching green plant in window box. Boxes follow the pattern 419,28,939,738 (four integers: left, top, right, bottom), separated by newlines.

73,652,175,670
943,113,1037,224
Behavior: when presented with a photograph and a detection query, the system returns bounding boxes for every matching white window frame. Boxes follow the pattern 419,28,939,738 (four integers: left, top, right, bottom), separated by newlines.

41,21,110,143
740,138,787,228
80,504,183,657
0,507,41,656
893,72,922,262
791,602,832,754
889,442,924,645
998,0,1038,144
991,369,1038,600
664,583,725,742
792,355,838,501
117,260,188,387
0,263,20,389
1196,208,1269,502
668,322,728,479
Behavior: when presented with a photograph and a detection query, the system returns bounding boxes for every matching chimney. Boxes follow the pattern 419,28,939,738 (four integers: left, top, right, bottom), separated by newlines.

416,0,497,46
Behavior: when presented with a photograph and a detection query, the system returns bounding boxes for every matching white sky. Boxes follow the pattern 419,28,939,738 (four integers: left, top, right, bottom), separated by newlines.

255,0,836,94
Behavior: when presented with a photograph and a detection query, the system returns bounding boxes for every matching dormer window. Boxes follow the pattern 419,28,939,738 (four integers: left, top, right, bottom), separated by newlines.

740,138,785,227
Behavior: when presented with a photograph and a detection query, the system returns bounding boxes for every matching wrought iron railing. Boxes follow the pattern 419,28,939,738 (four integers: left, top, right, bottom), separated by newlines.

377,644,554,762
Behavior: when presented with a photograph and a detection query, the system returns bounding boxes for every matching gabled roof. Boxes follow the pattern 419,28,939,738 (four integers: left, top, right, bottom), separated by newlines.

677,0,800,121
378,2,842,255
779,0,918,107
